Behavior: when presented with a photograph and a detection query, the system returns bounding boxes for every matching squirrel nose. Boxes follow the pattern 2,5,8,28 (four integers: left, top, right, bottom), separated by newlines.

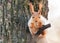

35,21,37,22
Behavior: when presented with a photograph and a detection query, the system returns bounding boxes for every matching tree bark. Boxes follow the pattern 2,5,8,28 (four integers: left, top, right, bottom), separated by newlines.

0,0,49,43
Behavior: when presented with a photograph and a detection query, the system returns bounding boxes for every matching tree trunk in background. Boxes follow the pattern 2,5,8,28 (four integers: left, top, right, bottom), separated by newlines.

0,0,49,43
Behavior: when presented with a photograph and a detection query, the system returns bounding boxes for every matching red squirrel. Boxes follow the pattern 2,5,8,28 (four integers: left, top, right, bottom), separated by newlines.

28,2,49,38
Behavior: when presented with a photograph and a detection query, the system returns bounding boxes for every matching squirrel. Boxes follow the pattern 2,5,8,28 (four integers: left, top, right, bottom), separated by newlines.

28,2,50,38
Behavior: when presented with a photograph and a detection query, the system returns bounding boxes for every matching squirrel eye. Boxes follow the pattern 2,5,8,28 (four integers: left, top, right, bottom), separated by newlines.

32,17,34,18
39,17,40,18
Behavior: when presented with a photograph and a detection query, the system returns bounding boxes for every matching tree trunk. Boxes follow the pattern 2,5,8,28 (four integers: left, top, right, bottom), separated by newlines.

0,0,49,43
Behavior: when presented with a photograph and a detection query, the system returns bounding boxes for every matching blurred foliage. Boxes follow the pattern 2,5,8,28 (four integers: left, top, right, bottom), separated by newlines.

0,0,49,43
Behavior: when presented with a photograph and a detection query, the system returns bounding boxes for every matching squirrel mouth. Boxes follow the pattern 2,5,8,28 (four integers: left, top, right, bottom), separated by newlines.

34,23,42,29
35,24,40,28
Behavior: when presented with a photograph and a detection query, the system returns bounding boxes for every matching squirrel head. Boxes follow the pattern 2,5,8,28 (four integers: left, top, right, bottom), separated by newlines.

29,2,43,28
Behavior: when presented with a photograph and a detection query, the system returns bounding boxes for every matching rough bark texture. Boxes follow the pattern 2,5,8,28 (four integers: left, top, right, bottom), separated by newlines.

0,0,49,43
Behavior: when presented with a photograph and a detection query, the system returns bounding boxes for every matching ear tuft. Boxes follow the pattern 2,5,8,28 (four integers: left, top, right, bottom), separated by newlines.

29,3,34,14
38,2,43,15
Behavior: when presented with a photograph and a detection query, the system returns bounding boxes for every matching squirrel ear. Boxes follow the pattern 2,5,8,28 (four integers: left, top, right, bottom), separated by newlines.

38,2,43,15
38,11,41,15
29,3,34,14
